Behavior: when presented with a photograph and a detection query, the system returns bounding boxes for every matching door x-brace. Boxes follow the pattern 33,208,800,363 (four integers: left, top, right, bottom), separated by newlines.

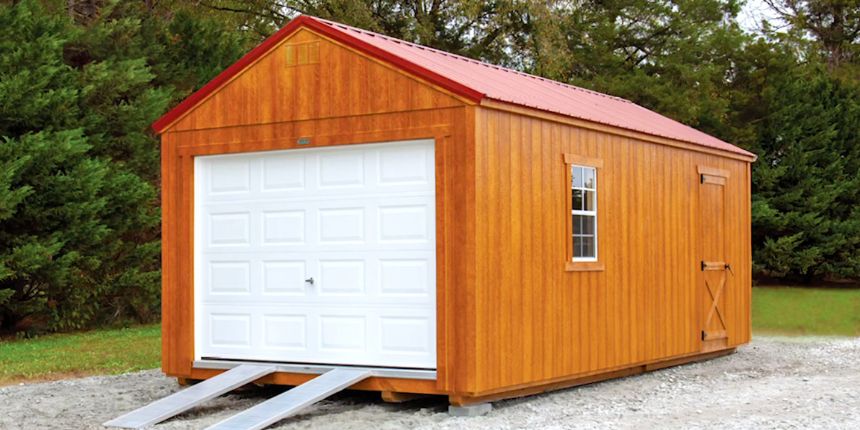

702,261,728,341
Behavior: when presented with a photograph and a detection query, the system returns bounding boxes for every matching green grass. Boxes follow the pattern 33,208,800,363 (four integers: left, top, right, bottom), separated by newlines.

0,324,160,385
0,288,854,385
753,286,860,336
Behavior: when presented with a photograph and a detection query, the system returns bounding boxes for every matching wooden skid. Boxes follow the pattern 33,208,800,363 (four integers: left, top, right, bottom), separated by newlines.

450,348,736,406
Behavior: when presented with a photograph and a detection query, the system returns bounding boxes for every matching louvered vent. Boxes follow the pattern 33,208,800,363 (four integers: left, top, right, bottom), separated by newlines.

285,41,320,66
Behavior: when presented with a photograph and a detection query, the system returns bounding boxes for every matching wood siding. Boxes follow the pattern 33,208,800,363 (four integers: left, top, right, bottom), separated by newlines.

159,23,752,400
466,106,751,396
160,27,475,394
168,29,464,132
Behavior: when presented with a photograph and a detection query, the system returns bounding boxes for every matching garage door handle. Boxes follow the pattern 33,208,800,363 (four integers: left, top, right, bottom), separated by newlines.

305,277,314,286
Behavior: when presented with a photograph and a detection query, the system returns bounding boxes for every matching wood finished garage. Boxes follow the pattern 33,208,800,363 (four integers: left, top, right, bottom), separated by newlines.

152,14,756,415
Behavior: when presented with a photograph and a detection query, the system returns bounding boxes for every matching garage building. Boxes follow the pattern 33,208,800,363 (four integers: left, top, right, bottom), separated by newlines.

153,14,755,411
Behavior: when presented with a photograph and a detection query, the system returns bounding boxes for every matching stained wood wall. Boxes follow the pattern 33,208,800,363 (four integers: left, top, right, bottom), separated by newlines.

159,28,474,394
170,29,463,131
158,24,753,399
463,106,752,395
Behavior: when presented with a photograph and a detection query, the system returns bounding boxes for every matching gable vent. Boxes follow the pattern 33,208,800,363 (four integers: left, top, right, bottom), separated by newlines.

285,41,320,66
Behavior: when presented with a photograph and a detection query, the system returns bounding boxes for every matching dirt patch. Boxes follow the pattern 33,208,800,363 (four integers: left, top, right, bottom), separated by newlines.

1,336,857,429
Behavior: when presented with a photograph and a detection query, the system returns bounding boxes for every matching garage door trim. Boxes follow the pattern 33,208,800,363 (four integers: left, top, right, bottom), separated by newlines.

193,139,437,369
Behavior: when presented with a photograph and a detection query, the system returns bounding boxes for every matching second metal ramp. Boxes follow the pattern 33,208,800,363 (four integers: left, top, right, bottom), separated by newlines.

205,368,373,430
104,364,276,429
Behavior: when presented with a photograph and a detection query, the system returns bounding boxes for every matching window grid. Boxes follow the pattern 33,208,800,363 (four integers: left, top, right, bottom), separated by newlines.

571,165,597,261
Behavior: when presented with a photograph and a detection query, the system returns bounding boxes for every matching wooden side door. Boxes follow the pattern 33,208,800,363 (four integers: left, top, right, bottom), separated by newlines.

698,166,731,352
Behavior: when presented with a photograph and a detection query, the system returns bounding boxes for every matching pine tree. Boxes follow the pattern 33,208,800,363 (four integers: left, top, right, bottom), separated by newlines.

0,0,249,333
750,65,860,281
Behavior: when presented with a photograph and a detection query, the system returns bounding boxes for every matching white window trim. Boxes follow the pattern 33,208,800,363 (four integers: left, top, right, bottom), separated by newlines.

572,164,598,262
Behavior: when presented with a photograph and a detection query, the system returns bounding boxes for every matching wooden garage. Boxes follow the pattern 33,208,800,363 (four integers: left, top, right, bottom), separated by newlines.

151,14,755,416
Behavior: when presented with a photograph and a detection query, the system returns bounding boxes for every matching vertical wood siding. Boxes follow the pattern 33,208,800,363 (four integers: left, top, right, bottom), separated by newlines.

168,29,463,131
160,27,475,394
160,23,752,399
469,107,751,395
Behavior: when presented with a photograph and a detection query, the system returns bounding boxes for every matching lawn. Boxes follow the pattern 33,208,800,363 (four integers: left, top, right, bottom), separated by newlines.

0,287,856,386
753,286,860,336
0,324,160,386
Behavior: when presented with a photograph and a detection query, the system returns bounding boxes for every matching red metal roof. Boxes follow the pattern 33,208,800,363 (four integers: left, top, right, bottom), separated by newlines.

153,15,754,158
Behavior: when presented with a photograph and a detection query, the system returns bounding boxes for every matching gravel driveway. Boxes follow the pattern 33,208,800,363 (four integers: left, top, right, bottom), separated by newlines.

1,336,857,429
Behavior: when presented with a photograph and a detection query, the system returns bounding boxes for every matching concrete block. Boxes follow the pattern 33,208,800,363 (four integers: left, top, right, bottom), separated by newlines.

448,402,492,417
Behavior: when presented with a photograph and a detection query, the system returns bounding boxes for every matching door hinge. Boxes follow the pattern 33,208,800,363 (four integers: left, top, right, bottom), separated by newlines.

700,260,706,271
700,173,705,184
701,330,706,341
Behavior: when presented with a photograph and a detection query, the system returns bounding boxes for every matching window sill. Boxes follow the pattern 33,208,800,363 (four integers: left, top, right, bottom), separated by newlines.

565,261,605,272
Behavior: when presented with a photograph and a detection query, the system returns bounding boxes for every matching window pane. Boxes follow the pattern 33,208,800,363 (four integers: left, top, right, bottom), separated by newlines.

572,167,583,188
569,165,597,261
574,214,592,235
572,189,583,211
583,215,595,235
584,190,596,211
583,168,595,189
581,236,595,258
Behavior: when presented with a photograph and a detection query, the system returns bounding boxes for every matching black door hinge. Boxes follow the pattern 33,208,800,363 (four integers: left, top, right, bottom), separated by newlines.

700,173,705,184
701,330,706,341
700,260,706,271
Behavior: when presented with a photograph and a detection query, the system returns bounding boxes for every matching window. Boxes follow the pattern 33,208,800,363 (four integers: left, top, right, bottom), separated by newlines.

571,165,597,260
563,154,603,271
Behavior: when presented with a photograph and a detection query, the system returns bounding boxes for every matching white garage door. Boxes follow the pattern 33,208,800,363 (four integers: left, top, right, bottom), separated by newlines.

194,140,436,369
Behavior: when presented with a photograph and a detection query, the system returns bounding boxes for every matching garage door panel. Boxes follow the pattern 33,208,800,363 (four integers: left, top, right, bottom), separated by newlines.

262,315,308,351
317,259,365,295
208,261,252,295
202,197,432,252
319,315,367,352
378,204,432,243
379,258,431,296
208,157,251,195
380,316,433,355
201,251,433,305
317,150,367,188
196,140,436,369
318,207,366,244
377,144,433,186
261,210,306,245
208,313,252,348
207,212,252,247
199,304,435,368
261,260,307,296
261,154,306,192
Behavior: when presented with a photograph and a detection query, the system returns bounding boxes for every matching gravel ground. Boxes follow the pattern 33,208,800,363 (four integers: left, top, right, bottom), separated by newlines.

1,336,858,430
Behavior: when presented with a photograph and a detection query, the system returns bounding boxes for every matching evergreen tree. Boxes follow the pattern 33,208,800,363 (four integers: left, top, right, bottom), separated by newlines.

0,0,249,333
749,65,860,281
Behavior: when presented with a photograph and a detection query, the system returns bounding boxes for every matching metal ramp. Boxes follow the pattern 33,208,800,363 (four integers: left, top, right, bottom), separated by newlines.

205,368,373,430
104,364,276,429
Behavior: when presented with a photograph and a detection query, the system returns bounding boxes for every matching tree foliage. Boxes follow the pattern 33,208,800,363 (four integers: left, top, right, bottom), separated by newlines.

185,0,860,283
0,0,858,334
764,0,860,72
0,0,250,333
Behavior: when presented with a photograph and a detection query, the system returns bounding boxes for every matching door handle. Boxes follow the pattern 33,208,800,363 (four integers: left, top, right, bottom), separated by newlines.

305,277,314,285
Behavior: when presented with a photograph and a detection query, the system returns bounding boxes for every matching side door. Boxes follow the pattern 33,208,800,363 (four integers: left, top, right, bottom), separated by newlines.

698,166,731,352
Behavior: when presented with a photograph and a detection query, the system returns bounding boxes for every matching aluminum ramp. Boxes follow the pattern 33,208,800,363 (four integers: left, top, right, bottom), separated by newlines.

104,364,276,429
206,368,373,430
